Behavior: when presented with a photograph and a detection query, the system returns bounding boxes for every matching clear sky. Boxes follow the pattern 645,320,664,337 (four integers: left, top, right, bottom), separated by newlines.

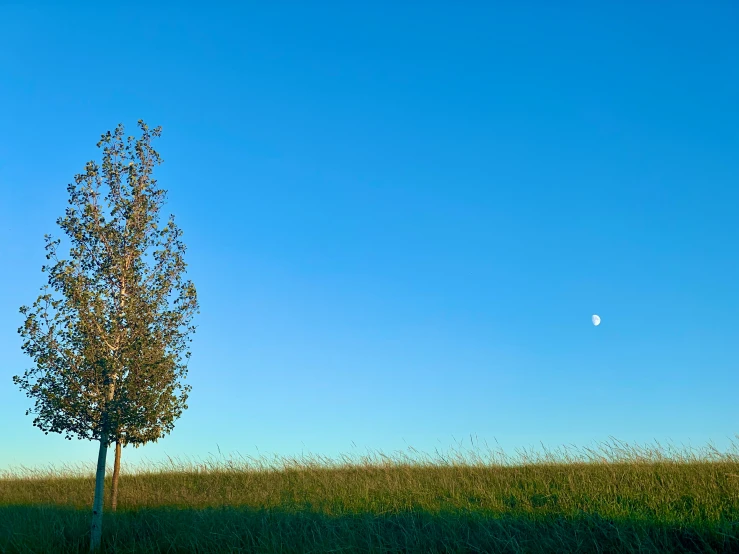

1,2,737,474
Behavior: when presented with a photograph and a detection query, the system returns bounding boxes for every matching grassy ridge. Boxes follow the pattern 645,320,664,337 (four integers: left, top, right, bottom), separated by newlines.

1,438,739,553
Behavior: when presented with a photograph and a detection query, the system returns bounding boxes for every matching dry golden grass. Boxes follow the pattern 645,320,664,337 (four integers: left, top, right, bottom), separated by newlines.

2,436,738,553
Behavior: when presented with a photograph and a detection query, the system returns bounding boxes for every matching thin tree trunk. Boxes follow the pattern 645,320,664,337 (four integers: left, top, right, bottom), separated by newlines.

90,432,109,552
91,362,115,552
111,439,122,511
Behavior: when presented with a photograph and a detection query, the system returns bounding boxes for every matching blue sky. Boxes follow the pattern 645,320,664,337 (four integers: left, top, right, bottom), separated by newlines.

1,2,737,473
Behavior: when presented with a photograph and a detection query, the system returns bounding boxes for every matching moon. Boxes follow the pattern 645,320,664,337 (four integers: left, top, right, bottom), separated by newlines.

592,314,601,326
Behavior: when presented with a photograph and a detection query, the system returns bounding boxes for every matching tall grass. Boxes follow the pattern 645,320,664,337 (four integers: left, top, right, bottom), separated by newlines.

2,436,739,553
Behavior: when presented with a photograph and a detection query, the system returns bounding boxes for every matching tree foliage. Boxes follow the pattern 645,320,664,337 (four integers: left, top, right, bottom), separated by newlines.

13,119,198,452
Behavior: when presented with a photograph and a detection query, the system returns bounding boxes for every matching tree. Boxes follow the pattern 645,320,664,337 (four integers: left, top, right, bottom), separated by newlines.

13,121,199,551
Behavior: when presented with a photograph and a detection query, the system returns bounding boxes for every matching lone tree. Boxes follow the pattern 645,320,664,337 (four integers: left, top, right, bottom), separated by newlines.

13,121,199,551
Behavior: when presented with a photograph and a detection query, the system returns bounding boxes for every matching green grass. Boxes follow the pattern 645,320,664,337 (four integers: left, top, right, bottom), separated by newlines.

1,437,739,553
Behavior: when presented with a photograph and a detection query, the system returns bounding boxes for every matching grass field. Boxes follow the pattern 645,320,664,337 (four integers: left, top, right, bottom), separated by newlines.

1,437,738,553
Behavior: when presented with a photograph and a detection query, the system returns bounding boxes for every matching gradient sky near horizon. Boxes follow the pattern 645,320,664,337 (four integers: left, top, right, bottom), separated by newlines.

1,2,737,474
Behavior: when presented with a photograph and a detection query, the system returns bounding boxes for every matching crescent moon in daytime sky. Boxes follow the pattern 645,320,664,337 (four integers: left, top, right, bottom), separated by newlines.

592,314,601,326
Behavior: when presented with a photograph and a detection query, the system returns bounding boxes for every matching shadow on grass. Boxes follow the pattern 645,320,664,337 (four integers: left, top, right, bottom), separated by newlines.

1,503,737,553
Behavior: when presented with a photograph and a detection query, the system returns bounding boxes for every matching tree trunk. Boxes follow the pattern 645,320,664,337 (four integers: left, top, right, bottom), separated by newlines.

89,433,109,552
111,439,122,511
